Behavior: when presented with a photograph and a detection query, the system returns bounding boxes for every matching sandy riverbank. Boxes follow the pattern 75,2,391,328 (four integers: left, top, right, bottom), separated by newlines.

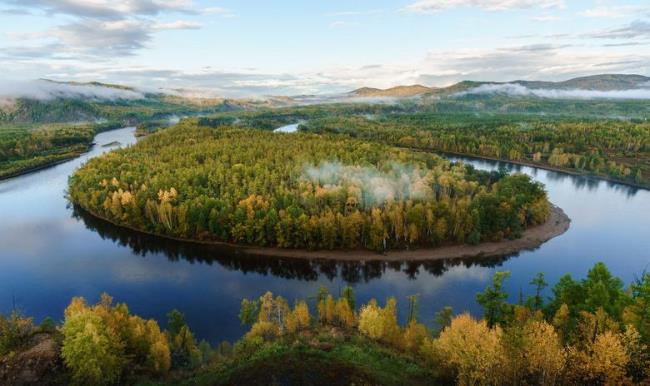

78,204,570,262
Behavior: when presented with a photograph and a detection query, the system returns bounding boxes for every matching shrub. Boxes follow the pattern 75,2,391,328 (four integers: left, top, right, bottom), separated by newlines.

0,311,34,355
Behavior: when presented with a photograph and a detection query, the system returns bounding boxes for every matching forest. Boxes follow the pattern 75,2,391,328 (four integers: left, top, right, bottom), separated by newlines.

0,121,124,179
68,119,550,252
2,262,650,385
0,93,240,179
201,106,650,187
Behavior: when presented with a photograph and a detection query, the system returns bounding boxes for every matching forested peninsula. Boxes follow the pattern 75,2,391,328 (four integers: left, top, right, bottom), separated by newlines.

202,105,650,189
68,119,556,255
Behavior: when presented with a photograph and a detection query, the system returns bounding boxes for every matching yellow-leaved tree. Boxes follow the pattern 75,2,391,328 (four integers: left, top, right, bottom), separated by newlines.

422,313,503,386
61,294,171,385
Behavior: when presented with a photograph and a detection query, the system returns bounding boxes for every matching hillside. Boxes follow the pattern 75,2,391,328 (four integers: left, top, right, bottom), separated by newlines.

350,74,650,97
515,74,650,91
0,80,245,179
351,84,435,97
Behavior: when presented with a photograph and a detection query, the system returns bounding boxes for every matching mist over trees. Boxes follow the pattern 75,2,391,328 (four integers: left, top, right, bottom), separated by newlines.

69,120,550,251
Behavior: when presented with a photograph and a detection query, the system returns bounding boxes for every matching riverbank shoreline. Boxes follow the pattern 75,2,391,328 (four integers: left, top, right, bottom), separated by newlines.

75,204,570,262
0,125,137,182
433,149,649,191
0,150,89,181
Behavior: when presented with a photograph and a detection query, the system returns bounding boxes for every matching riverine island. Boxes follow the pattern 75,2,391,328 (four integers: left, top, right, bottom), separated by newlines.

68,119,569,259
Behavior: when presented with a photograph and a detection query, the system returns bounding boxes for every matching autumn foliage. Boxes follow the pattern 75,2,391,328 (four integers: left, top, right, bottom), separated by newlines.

69,122,550,252
237,263,650,385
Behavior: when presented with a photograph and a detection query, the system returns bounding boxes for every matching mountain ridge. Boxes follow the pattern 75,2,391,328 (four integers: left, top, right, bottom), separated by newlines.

351,74,650,97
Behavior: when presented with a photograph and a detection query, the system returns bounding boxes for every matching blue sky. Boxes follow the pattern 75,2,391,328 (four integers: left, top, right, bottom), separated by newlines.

0,0,649,96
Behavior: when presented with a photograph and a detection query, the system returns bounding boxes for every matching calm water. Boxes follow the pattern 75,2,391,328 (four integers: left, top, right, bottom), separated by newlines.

1,127,649,344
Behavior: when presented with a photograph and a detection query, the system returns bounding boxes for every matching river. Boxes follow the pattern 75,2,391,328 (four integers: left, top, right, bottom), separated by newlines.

1,127,649,344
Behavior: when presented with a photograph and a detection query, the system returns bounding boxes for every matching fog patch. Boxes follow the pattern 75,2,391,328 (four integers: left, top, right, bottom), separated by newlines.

458,83,650,100
274,122,301,133
289,93,416,106
302,161,435,206
0,79,145,101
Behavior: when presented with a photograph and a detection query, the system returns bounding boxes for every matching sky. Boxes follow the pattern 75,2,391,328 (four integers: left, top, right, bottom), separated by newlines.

0,0,649,97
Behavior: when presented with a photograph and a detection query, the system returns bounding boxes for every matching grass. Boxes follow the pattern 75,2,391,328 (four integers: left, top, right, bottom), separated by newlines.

146,330,439,386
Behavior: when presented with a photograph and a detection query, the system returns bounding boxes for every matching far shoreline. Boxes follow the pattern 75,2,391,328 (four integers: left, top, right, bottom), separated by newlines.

433,149,649,191
75,204,571,262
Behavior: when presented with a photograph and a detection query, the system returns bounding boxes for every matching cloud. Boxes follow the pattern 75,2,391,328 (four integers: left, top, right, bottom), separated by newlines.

0,0,203,58
602,42,650,47
2,42,648,98
458,83,650,100
51,19,151,56
411,45,650,87
0,8,31,15
324,9,384,17
0,79,145,100
531,14,561,22
79,68,335,97
3,18,201,58
588,20,650,39
153,20,202,30
0,44,68,59
581,5,648,19
329,21,359,29
302,161,436,206
202,6,235,17
0,0,195,19
404,0,564,14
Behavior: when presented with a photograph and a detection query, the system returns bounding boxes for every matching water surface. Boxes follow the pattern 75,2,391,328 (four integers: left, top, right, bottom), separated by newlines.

1,127,649,344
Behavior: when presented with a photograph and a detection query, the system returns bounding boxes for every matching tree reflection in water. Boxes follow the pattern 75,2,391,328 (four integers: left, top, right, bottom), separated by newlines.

73,206,524,284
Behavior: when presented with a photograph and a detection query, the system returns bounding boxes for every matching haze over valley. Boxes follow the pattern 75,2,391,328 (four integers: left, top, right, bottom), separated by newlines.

1,1,650,385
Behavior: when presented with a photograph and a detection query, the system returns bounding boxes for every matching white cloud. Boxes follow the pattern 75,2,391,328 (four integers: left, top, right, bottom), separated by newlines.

1,42,648,97
0,79,144,100
324,9,384,17
405,0,565,14
5,18,200,59
581,5,647,19
51,19,152,56
1,2,203,58
0,0,195,19
411,45,647,86
153,20,202,30
202,6,235,17
329,21,359,29
588,20,650,39
459,83,650,99
531,14,561,22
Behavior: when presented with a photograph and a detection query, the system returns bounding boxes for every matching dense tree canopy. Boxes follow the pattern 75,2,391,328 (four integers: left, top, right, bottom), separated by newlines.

69,120,549,252
0,93,234,178
300,112,650,187
0,122,124,179
204,106,650,187
233,262,650,385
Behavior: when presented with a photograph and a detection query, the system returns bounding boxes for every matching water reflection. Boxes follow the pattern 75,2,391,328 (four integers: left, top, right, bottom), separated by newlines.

1,127,648,344
73,205,515,283
447,154,640,197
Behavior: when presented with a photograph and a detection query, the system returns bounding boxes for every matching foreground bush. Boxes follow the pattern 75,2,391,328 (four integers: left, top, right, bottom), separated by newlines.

61,293,170,385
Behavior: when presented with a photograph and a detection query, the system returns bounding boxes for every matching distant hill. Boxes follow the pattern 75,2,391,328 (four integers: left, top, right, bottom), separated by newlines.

0,80,260,125
352,85,436,97
514,74,650,91
350,74,650,97
40,79,138,91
